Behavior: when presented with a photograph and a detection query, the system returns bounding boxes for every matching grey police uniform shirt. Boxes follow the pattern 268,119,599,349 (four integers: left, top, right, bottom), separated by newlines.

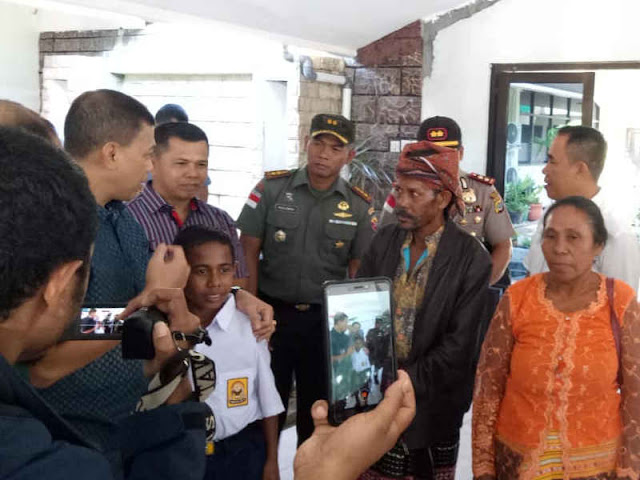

237,167,376,305
380,171,515,245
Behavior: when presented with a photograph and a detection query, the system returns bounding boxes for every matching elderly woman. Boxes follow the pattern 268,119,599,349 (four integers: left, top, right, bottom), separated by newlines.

472,196,640,480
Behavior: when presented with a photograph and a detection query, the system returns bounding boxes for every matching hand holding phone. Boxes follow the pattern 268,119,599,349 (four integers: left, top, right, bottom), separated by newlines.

324,277,396,425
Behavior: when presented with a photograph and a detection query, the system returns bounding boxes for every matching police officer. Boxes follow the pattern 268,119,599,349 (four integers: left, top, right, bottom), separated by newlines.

237,113,376,445
380,116,514,287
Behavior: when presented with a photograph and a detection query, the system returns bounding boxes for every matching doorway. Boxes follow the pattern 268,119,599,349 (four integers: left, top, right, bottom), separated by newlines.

486,62,640,279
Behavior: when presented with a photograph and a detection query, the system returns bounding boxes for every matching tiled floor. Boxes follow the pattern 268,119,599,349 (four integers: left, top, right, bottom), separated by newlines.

277,411,473,480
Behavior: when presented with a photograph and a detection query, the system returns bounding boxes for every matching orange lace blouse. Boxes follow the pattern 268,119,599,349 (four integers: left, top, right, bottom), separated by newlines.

472,274,640,480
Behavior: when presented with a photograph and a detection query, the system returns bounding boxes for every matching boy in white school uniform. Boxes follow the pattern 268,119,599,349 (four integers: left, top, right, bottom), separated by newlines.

175,226,283,480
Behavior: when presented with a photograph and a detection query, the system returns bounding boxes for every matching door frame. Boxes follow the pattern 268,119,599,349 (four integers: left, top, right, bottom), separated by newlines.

486,61,640,194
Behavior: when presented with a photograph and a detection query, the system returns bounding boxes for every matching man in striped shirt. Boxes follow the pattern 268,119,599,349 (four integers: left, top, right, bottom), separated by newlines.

128,122,248,285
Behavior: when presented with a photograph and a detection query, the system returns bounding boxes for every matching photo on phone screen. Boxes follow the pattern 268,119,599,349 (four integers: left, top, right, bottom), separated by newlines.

324,277,396,424
60,304,126,341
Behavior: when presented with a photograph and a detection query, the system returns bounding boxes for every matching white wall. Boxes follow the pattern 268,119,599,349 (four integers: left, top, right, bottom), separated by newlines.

0,2,40,109
0,0,142,111
423,0,640,175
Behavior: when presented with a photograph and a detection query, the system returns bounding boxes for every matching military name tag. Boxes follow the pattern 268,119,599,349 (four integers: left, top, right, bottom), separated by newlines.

276,204,297,213
329,219,357,226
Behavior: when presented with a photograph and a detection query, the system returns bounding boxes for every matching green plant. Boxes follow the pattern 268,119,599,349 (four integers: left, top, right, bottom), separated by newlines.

348,137,393,206
505,176,542,213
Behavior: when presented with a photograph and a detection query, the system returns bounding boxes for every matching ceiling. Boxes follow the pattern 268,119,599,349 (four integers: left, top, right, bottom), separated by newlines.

52,0,469,55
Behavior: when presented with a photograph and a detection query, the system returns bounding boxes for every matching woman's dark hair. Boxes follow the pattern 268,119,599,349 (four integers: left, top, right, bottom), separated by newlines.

543,196,608,246
174,225,235,263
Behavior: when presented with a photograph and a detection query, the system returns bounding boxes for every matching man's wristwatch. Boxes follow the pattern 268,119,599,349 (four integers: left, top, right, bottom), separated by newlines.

171,326,212,351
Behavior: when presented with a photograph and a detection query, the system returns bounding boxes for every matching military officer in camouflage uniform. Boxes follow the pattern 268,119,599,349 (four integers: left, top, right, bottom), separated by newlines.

380,116,514,287
237,113,376,445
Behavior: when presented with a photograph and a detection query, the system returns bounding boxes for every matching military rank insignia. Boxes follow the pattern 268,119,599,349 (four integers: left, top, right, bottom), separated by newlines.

469,173,496,186
350,185,372,203
265,169,293,180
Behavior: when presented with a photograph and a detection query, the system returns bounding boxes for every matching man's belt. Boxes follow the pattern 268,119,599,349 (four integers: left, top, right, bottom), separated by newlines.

259,293,321,312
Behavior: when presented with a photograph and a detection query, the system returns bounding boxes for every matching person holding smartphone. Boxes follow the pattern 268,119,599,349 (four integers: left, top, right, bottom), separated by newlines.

356,141,493,479
0,127,211,480
24,90,275,475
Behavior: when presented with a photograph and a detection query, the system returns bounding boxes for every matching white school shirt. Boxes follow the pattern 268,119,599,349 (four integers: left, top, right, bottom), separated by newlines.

351,348,371,373
523,188,640,291
196,295,284,441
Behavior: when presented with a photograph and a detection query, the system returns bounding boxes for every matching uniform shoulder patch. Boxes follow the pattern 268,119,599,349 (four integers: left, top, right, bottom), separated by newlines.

265,169,294,180
350,185,372,204
469,172,496,186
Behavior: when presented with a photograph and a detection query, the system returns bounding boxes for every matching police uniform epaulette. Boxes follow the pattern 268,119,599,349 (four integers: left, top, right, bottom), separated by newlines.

264,169,294,180
469,172,496,186
350,185,372,203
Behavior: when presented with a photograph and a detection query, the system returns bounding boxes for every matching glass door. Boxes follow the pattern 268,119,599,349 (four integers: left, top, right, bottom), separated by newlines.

487,71,595,280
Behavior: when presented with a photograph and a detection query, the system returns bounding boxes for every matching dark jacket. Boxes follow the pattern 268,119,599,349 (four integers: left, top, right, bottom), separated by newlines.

0,354,209,480
358,221,492,449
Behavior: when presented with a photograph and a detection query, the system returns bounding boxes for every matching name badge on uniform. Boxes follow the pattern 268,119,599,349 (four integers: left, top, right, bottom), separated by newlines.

227,377,248,408
329,219,357,226
276,204,298,213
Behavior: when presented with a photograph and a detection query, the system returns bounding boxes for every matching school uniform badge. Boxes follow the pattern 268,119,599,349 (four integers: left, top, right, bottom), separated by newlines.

227,377,249,408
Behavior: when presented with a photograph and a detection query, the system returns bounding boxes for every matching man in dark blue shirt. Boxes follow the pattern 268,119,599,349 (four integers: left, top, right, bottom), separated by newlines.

28,90,276,476
0,127,210,480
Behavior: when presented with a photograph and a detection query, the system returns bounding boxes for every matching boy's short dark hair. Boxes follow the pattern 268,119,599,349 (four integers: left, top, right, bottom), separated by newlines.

174,226,235,263
64,89,154,159
0,127,97,320
155,122,209,154
155,104,189,124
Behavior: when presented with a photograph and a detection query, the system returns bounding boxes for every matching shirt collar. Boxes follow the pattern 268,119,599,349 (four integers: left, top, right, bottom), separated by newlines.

97,200,126,220
140,181,201,214
401,226,444,271
210,294,235,332
292,167,350,198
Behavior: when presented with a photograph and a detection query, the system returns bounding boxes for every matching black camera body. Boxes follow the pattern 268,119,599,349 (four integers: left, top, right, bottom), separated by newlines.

121,307,168,360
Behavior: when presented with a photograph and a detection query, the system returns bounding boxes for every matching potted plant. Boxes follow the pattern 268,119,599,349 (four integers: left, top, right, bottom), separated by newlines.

504,176,542,224
527,186,543,221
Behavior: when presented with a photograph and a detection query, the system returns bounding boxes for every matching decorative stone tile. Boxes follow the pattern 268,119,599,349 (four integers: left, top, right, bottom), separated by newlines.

377,97,421,125
400,125,420,140
357,38,422,67
39,38,54,53
53,38,81,52
401,67,422,96
356,123,399,151
354,68,401,96
351,96,376,123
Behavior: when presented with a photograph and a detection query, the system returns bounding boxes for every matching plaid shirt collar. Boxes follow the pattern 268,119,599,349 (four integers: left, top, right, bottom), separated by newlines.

139,181,200,215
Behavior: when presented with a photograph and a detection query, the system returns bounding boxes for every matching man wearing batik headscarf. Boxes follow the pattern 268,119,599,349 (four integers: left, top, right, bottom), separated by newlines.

356,141,492,480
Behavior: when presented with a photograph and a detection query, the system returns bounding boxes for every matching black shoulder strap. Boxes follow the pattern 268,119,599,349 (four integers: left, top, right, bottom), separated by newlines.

606,277,623,386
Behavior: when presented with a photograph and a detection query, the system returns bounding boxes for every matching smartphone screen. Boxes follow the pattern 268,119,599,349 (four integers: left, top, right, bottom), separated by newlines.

324,277,396,425
60,304,126,341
